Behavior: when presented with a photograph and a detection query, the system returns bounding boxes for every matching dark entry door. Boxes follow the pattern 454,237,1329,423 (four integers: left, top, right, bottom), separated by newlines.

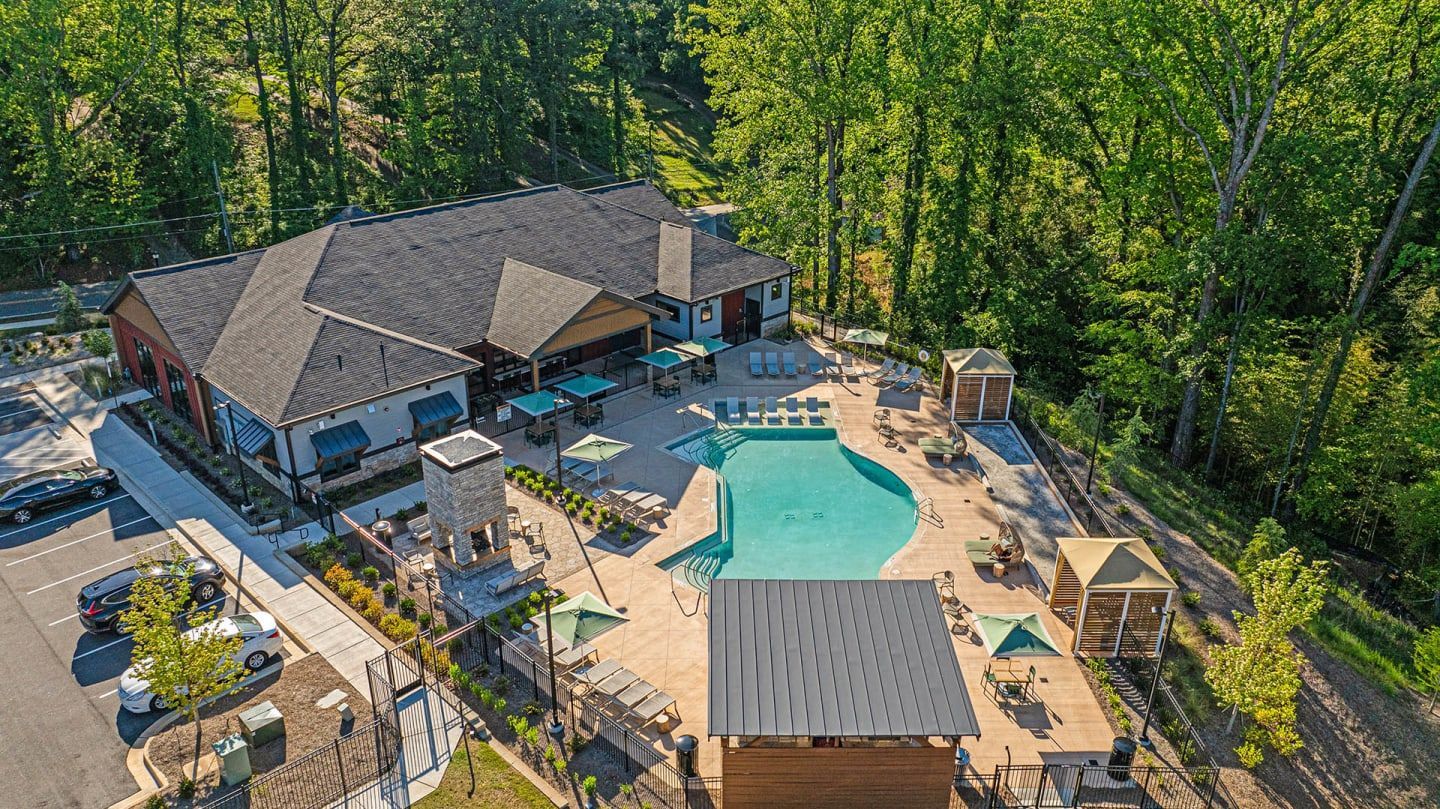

743,297,762,341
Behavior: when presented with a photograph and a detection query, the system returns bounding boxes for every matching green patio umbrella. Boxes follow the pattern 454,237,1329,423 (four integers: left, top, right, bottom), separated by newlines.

841,327,889,361
538,591,627,646
972,612,1061,657
561,433,632,464
672,336,732,358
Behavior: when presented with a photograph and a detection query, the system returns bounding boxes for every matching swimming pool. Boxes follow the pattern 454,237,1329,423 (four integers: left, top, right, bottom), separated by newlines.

661,426,917,581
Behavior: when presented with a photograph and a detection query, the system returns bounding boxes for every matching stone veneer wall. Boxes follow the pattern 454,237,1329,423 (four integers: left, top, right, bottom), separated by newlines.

420,447,507,566
315,442,417,493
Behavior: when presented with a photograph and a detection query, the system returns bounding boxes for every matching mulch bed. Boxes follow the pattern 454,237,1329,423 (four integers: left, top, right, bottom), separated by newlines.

147,654,369,806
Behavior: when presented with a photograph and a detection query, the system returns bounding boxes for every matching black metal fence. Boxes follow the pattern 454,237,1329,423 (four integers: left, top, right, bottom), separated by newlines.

976,761,1219,809
1011,394,1118,537
1115,626,1215,771
793,306,941,382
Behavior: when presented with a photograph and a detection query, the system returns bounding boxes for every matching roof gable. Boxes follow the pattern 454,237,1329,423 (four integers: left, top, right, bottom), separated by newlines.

1057,537,1176,591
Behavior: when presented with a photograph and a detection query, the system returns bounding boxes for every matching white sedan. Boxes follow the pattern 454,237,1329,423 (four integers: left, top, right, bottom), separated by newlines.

118,612,283,714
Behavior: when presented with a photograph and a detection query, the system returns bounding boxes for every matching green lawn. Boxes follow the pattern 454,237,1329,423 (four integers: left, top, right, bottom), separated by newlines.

636,87,725,207
413,741,553,809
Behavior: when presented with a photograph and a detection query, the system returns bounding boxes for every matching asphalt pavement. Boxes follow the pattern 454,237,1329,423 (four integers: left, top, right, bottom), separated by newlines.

0,492,231,808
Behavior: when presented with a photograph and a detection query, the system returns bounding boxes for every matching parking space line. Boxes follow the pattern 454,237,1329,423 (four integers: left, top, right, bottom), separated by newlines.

96,688,117,699
0,494,134,540
5,517,152,566
26,542,171,595
74,636,130,661
49,613,78,626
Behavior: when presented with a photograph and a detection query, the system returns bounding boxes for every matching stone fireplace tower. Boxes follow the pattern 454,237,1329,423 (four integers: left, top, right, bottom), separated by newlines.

419,430,508,567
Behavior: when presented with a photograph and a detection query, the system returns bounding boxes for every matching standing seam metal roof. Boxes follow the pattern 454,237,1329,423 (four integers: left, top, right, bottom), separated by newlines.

708,579,980,739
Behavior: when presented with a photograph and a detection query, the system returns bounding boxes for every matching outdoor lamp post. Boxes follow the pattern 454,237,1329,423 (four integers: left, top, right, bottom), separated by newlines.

1083,388,1107,494
215,401,252,513
542,588,564,739
1137,606,1176,749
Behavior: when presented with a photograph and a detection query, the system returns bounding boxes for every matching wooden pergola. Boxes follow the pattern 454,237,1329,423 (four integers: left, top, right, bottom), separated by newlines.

940,348,1015,423
1048,537,1177,658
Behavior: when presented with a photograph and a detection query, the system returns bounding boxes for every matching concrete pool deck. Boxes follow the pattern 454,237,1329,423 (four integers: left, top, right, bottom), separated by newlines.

486,338,1118,780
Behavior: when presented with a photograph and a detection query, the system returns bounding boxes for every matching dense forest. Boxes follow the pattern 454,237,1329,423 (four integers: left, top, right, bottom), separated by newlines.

2,1,1438,622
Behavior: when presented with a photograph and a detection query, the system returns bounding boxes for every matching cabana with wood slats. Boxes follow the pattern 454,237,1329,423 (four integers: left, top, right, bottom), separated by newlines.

1048,537,1177,658
940,348,1015,422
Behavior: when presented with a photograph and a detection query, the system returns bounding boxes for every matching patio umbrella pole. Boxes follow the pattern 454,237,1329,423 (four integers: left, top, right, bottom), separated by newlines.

553,398,564,489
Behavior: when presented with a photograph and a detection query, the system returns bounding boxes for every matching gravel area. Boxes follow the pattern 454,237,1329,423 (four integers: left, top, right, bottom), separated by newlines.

961,423,1078,586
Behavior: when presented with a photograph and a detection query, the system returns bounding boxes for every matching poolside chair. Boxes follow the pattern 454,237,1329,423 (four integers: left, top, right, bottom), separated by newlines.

726,396,742,425
866,358,897,379
629,690,678,727
805,397,823,425
810,354,827,377
572,659,624,691
893,366,924,392
598,482,640,506
765,396,781,425
614,679,659,710
785,397,802,425
781,352,798,376
841,352,858,377
749,352,763,376
826,353,843,376
875,362,909,387
765,352,780,376
594,668,642,699
745,396,761,425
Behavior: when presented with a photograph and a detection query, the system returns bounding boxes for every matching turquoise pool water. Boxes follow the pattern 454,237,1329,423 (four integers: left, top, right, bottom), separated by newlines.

661,427,917,580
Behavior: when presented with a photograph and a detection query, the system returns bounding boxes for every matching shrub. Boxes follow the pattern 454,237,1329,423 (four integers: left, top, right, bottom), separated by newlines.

1115,502,1131,516
346,551,364,569
337,579,360,601
418,612,432,630
1150,543,1167,559
177,777,196,799
508,611,524,630
1136,524,1153,540
394,506,411,521
361,565,380,583
569,733,587,754
583,775,598,797
348,586,375,610
379,614,418,641
1182,591,1202,608
553,757,567,777
620,529,632,544
144,794,165,809
399,598,417,618
1199,618,1222,638
306,544,336,570
433,623,447,637
382,582,398,599
324,563,353,590
362,601,385,623
525,726,540,746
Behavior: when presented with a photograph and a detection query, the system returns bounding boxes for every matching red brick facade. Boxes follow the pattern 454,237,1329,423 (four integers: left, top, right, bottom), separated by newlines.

109,312,211,441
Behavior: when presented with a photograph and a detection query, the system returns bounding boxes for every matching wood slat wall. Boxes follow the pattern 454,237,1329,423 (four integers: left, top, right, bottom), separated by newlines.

981,375,1012,420
722,744,956,809
1077,592,1128,655
1048,556,1083,610
1117,591,1170,656
952,379,983,421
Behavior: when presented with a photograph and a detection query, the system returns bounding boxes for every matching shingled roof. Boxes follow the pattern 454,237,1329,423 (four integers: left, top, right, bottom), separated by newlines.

109,181,792,426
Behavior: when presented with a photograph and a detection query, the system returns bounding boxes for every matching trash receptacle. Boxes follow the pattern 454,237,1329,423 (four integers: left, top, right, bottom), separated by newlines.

372,520,392,549
1107,736,1137,781
212,733,251,786
239,700,286,748
676,735,699,777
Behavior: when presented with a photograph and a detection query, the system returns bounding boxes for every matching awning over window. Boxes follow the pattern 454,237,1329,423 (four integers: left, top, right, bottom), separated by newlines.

310,420,370,459
408,391,464,426
234,419,274,456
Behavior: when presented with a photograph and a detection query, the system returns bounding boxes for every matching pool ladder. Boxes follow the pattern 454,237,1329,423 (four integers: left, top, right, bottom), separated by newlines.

916,497,943,528
673,475,732,598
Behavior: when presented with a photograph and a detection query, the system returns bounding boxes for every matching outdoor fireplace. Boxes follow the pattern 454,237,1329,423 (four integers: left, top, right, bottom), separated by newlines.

419,430,508,567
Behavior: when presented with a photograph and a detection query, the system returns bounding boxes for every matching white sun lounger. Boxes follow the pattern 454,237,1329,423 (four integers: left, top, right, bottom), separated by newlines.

765,352,780,376
630,690,678,726
806,397,823,425
598,482,641,505
785,397,802,425
726,396,742,424
841,352,858,377
876,362,909,387
572,659,624,689
746,396,761,425
825,353,842,376
781,352,798,376
765,396,781,425
893,367,923,392
613,679,658,710
749,352,763,376
866,358,896,379
593,668,641,698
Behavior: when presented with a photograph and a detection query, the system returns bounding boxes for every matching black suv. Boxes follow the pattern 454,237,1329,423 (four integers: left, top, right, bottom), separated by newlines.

76,555,225,634
0,467,118,524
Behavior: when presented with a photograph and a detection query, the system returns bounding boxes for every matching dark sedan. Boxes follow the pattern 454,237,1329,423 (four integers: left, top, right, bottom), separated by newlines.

0,467,118,524
77,555,226,634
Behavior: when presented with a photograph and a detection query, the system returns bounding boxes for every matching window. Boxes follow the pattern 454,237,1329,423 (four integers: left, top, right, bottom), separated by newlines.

655,300,681,322
771,282,784,301
133,339,159,396
414,418,451,443
164,360,193,422
318,451,362,481
699,303,714,323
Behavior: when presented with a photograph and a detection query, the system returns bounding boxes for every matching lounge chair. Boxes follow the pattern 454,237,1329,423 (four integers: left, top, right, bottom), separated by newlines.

824,353,842,376
875,362,909,387
571,659,624,690
625,493,669,521
765,396,781,425
785,397,802,425
918,436,962,458
749,352,763,376
781,352,798,376
599,482,641,506
485,559,545,596
745,396,761,425
630,690,678,727
965,534,1026,569
613,679,658,710
594,668,641,699
810,354,827,377
805,397,822,425
841,352,858,377
552,642,598,670
893,367,923,392
765,352,780,376
726,396,742,425
866,358,896,379
406,514,431,543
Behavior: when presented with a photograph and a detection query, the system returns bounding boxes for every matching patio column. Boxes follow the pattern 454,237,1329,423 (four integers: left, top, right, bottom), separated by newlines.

530,358,540,391
644,322,653,353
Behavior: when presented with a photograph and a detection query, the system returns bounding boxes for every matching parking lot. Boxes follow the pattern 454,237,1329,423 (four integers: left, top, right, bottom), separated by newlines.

0,489,268,808
0,389,91,483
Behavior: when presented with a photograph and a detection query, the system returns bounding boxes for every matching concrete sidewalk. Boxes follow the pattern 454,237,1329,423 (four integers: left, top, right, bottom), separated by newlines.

25,365,386,697
328,686,468,808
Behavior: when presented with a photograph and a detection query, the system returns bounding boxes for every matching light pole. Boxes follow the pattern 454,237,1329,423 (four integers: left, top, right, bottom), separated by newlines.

1084,388,1107,494
215,401,252,513
542,588,564,739
1137,606,1176,749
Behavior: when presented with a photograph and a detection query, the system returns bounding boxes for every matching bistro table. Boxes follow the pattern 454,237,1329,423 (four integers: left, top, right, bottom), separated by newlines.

653,377,681,398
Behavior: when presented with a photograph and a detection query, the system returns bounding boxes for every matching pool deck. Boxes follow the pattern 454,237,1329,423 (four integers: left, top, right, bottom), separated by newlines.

488,337,1118,780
